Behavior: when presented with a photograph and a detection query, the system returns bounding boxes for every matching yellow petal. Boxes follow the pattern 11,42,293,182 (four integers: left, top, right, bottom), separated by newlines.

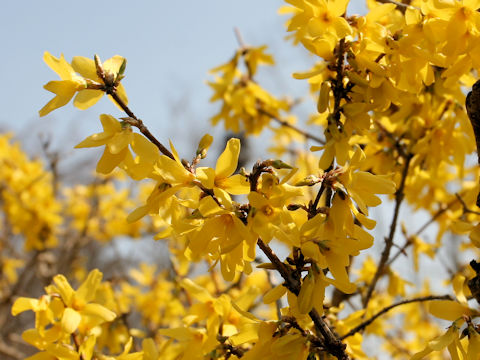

73,89,103,110
198,196,225,217
39,81,79,117
61,308,81,334
180,278,212,302
263,284,287,304
158,327,194,341
216,138,240,178
53,275,75,305
107,130,133,154
81,303,116,322
43,52,76,80
196,167,216,189
354,172,396,194
411,348,433,360
99,114,122,134
467,330,480,359
127,205,150,223
429,326,457,351
74,132,111,148
131,133,159,162
297,274,315,314
230,323,260,345
429,300,471,321
45,343,80,360
155,155,194,184
220,174,250,195
469,223,480,247
96,147,128,174
71,56,98,80
11,297,39,316
103,55,125,75
142,338,159,360
79,335,96,360
76,269,102,303
25,352,57,360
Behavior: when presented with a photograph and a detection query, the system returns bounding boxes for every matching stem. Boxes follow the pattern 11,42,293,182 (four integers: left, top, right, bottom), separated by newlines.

309,183,326,219
375,0,413,13
258,108,325,145
108,91,175,160
386,195,461,267
363,154,412,308
341,294,452,339
256,239,349,359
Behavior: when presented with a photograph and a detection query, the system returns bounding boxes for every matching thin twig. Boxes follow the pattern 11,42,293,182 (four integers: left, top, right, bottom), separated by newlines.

375,0,414,13
234,27,246,49
258,108,325,145
386,195,461,267
342,294,452,339
455,192,480,216
110,97,174,160
363,154,412,308
256,239,349,360
93,56,175,160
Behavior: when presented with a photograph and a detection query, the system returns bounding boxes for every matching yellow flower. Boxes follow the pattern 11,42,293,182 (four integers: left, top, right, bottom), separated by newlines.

39,52,128,117
284,0,352,58
48,269,116,334
188,195,256,281
75,114,159,178
39,52,87,117
336,146,396,215
197,138,249,202
71,54,128,110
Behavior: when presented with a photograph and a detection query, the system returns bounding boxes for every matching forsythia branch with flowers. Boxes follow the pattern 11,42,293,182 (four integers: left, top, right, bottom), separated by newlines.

5,0,480,359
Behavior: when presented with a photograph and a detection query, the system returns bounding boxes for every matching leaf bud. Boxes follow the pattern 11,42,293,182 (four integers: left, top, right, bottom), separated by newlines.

196,134,213,158
295,175,321,186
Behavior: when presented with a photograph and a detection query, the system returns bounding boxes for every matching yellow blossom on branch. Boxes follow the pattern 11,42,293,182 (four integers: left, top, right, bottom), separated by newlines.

39,53,128,116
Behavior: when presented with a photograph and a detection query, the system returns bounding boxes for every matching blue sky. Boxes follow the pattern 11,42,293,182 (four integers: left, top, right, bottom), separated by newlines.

1,1,366,157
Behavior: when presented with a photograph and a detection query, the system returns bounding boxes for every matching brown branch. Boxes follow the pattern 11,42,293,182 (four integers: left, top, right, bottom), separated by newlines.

342,294,452,339
332,38,346,125
455,192,480,216
234,27,247,49
256,239,349,359
386,194,461,267
93,56,174,160
375,0,413,13
258,108,325,145
363,154,412,308
113,109,174,160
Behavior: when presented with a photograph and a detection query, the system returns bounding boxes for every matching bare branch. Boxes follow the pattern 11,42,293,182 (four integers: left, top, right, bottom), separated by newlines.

363,154,412,308
342,294,452,339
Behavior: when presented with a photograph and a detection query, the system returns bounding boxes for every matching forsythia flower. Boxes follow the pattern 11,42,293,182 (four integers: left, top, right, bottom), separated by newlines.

39,52,128,116
39,52,88,117
197,138,249,202
71,54,128,109
75,114,159,178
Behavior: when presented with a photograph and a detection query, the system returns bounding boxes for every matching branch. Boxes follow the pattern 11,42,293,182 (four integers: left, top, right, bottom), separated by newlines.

363,154,412,308
386,194,462,267
111,101,174,160
93,56,175,160
258,108,325,145
375,0,413,13
341,294,452,339
332,38,346,125
256,239,349,360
